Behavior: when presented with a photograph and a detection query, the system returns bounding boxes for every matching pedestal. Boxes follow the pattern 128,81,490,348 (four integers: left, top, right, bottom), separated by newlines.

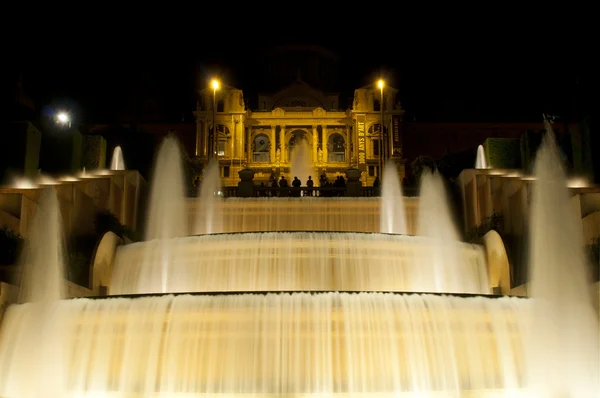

345,168,363,197
237,168,255,198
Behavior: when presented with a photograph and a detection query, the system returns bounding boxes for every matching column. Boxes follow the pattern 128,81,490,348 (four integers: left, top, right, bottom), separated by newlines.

270,126,276,163
345,125,351,164
322,125,328,164
203,118,209,158
235,117,242,159
246,127,252,163
312,125,318,165
280,125,286,162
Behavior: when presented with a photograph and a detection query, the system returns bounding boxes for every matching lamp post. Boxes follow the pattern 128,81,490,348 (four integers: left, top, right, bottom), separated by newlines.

211,79,220,160
377,79,384,178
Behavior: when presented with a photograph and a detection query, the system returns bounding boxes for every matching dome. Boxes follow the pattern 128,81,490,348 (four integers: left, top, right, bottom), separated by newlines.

254,44,340,92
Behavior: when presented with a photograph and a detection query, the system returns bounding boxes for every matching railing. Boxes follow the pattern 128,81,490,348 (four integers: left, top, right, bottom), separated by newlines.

207,186,418,198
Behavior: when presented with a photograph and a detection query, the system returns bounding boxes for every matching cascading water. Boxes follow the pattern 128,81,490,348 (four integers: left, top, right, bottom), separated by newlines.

109,232,489,294
417,168,487,294
380,159,407,234
194,158,223,234
525,127,599,396
290,137,313,185
0,292,529,396
109,145,126,170
475,144,488,169
140,135,187,293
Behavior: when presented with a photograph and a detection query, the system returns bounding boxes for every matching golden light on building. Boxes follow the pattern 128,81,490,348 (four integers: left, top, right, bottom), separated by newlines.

194,77,404,185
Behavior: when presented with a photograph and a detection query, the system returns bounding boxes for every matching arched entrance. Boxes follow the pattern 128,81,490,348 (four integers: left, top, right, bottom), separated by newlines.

288,130,309,153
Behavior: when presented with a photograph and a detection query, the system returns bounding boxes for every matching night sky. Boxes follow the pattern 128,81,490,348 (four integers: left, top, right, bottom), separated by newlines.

5,19,596,125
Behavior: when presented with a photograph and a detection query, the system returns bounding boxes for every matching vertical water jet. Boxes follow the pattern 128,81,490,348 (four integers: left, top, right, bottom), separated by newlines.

3,187,68,398
475,144,488,169
417,168,488,293
526,125,599,396
139,135,187,293
110,146,126,171
195,158,223,234
18,187,66,303
380,159,407,234
290,138,313,186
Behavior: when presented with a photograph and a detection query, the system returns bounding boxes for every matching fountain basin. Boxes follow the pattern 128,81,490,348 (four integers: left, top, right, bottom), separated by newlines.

0,292,528,396
110,232,490,295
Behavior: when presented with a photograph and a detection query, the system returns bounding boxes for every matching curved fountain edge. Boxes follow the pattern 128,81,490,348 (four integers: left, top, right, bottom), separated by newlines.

78,290,516,300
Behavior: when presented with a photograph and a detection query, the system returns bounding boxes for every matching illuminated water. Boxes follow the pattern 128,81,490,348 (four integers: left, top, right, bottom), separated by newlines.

524,129,599,396
18,188,66,303
475,145,488,169
194,158,223,234
144,136,187,241
0,129,598,396
380,159,407,234
4,187,67,398
417,168,482,294
109,145,126,170
142,136,187,293
290,138,313,186
109,232,489,294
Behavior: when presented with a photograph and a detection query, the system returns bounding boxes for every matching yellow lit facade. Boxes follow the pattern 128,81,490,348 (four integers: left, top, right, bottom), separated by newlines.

193,80,405,185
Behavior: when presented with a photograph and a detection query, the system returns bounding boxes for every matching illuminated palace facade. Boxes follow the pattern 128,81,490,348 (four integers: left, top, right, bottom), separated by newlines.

193,79,405,186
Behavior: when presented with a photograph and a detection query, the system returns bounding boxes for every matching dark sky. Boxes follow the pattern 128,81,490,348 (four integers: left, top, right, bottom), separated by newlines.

6,18,596,125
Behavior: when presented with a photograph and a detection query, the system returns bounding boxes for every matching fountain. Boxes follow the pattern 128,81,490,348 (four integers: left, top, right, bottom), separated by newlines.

525,129,599,396
475,144,488,169
416,168,484,294
140,136,187,293
290,136,313,185
193,158,223,234
380,159,407,234
0,187,67,398
0,129,598,396
18,188,66,303
109,145,126,170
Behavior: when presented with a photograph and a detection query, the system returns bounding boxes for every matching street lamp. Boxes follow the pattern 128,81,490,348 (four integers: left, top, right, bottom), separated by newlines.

377,79,384,178
56,111,71,127
211,79,220,160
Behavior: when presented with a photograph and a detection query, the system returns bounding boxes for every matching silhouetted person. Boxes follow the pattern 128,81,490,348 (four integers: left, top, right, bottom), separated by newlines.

292,176,302,197
306,176,314,196
279,176,289,197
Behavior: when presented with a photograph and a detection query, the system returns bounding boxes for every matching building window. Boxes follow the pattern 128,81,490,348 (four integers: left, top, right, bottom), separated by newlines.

217,99,224,112
373,98,381,111
327,133,345,162
253,134,270,162
223,166,230,177
372,139,380,156
369,165,376,177
217,140,226,157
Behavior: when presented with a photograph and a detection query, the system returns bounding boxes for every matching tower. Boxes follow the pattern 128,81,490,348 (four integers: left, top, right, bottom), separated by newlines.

193,85,247,185
351,83,405,183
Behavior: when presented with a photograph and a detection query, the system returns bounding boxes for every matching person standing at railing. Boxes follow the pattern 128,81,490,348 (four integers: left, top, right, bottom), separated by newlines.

306,176,314,197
